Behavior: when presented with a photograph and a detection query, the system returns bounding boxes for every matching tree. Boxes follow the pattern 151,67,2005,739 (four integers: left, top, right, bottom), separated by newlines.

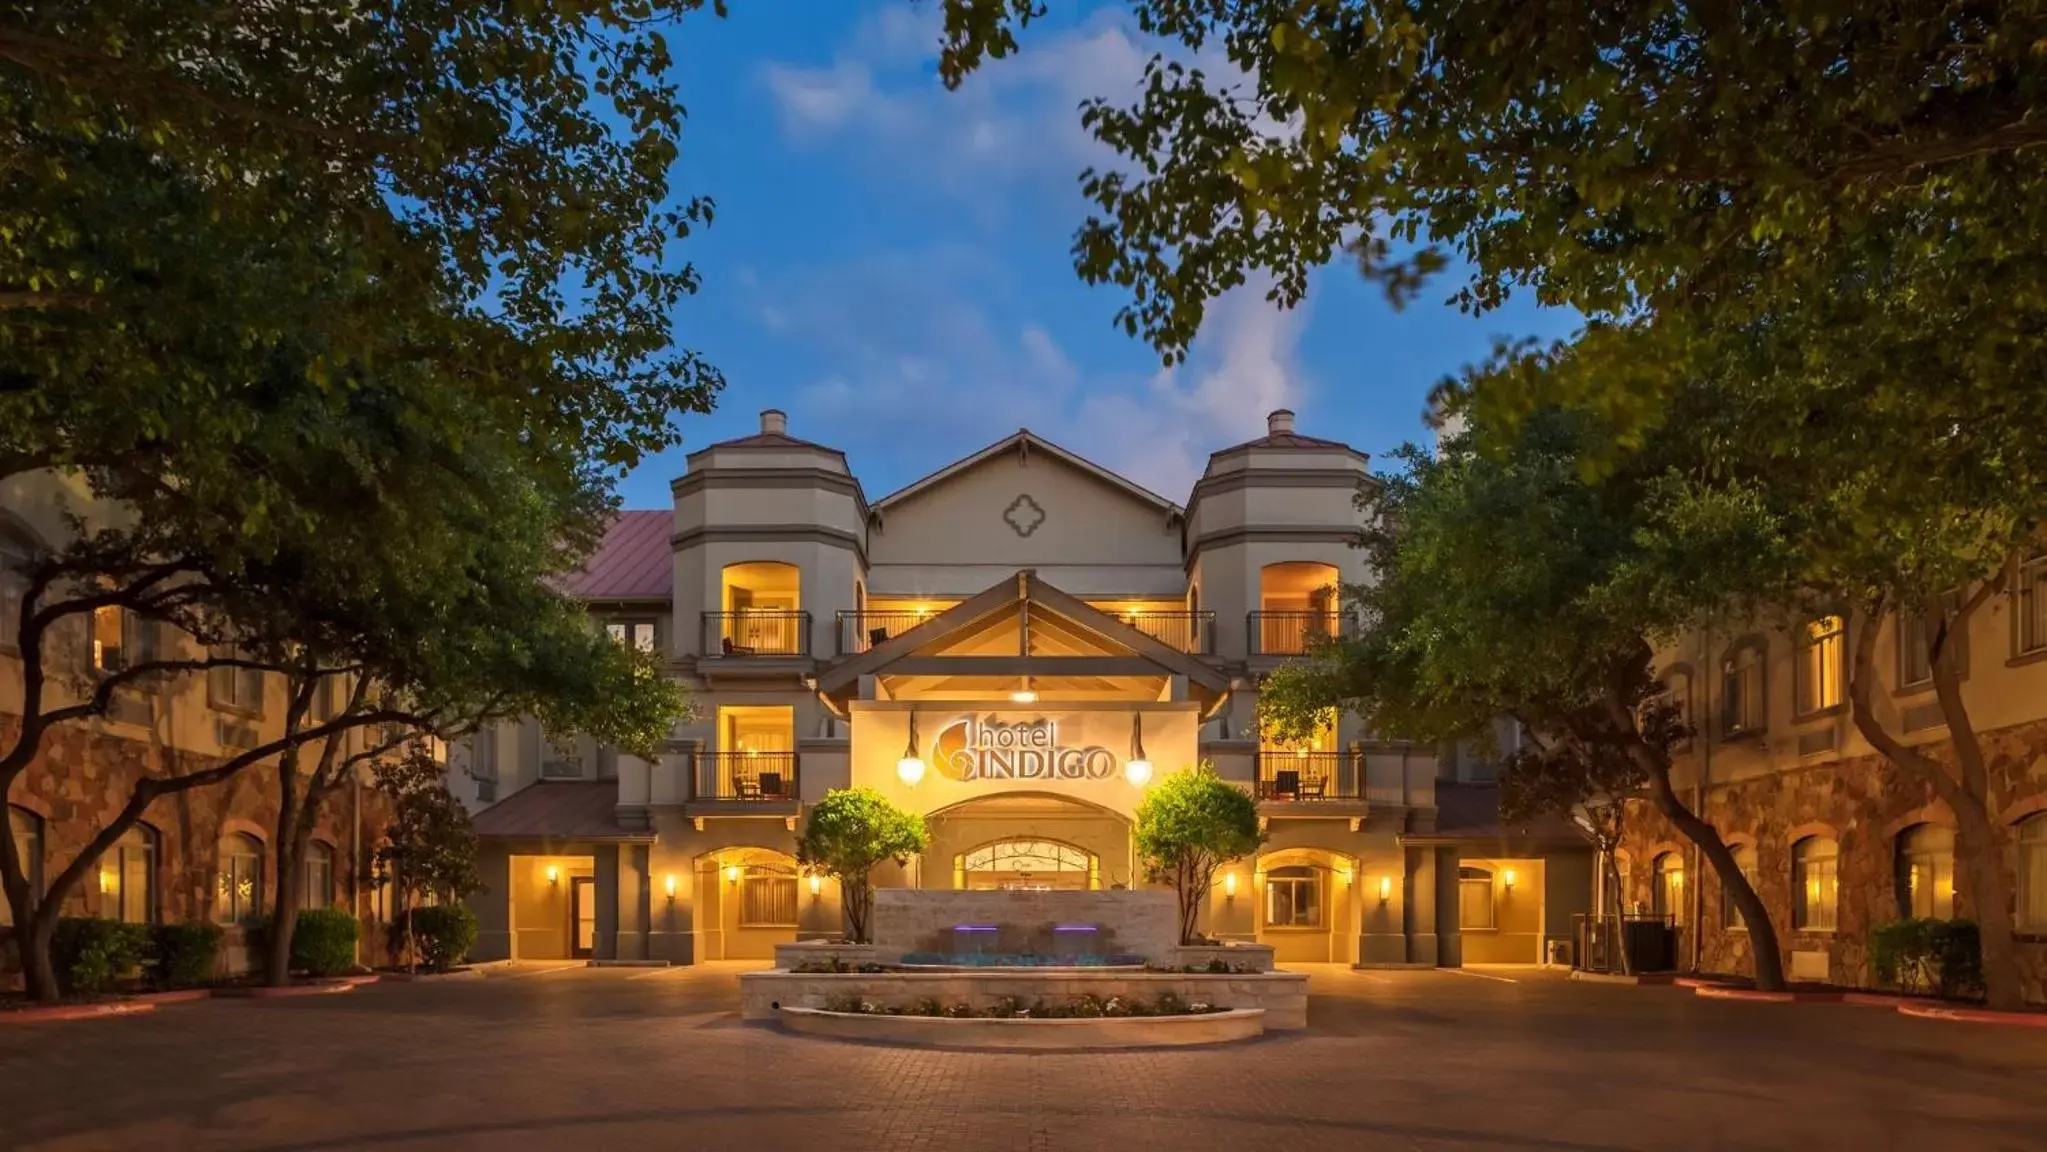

1133,765,1262,945
374,750,486,970
795,788,929,945
1259,408,1793,988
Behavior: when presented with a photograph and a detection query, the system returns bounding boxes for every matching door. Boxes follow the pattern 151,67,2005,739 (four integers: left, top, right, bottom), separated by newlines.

570,876,598,959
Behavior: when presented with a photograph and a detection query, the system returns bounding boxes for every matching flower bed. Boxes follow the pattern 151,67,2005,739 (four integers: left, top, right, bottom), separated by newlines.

777,1004,1266,1049
741,966,1308,1028
822,990,1224,1019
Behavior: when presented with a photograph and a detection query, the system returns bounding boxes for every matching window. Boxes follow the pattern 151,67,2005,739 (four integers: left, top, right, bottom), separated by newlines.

303,842,334,911
3,806,41,927
2018,814,2047,932
1792,836,1839,932
1794,615,1844,715
312,672,353,722
90,606,155,675
1458,867,1495,930
1265,865,1321,928
0,527,36,651
1721,842,1759,930
1652,852,1685,925
214,833,264,923
1898,595,1966,688
95,825,158,924
739,865,798,927
208,644,266,714
1721,640,1766,734
1655,669,1694,749
2019,556,2047,657
1894,824,1954,920
606,619,657,653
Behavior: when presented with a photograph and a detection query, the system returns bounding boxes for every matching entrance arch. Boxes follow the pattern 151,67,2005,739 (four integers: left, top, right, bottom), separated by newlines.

694,845,801,962
921,792,1136,891
1253,847,1359,964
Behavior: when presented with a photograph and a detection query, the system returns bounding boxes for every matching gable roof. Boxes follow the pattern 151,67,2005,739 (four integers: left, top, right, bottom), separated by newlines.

564,511,670,601
871,430,1183,520
472,781,655,843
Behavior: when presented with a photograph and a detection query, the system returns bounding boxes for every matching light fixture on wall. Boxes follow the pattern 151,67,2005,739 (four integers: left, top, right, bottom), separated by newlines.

664,874,677,901
809,873,822,897
896,711,926,786
1011,676,1037,704
1378,875,1392,904
1503,868,1517,890
1123,713,1153,787
545,865,559,885
1223,871,1238,899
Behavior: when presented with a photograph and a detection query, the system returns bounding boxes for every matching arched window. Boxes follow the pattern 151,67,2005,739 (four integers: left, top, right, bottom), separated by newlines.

1652,852,1685,925
1720,639,1767,734
739,863,798,928
1721,842,1759,930
1792,836,1839,932
1457,866,1495,930
2018,814,2047,932
1794,615,1845,715
1894,824,1954,920
215,833,264,923
959,839,1097,891
303,842,335,911
718,561,803,654
3,805,41,926
1265,865,1321,928
1255,561,1341,654
97,824,157,924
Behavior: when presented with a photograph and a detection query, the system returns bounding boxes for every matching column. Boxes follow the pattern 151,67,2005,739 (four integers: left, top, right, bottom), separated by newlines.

469,845,514,962
1405,846,1438,966
593,843,620,961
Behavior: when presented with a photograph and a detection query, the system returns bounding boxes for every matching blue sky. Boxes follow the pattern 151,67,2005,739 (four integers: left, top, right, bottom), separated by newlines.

621,0,1578,508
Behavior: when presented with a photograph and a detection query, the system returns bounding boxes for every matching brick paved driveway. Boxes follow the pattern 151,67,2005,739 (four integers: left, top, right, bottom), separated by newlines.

2,963,2044,1151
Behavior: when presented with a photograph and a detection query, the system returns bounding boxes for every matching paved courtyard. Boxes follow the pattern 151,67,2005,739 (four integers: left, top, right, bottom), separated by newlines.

2,963,2044,1151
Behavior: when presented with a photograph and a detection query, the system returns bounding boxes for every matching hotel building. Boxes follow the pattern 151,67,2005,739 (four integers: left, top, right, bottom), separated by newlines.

462,410,1592,967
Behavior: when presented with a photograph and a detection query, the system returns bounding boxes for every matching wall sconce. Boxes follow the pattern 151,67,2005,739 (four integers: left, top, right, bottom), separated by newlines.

1223,871,1238,898
724,864,741,885
1378,875,1392,904
664,874,677,901
1123,713,1153,787
896,711,926,786
809,873,822,897
1503,868,1517,890
545,865,559,885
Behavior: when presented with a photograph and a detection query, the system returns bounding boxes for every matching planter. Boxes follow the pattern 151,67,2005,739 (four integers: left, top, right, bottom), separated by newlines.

776,1005,1266,1050
1171,943,1276,973
741,967,1308,1029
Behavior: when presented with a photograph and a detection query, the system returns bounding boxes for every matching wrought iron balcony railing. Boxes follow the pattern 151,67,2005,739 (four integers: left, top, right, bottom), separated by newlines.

1105,610,1215,655
702,610,811,657
1247,611,1341,657
694,751,799,802
1254,751,1359,801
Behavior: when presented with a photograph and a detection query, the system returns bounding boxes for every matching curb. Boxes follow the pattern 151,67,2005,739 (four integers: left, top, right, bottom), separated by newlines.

337,973,382,987
1569,970,1676,986
0,999,157,1023
1841,992,1916,1009
1898,1003,2047,1028
1673,977,1738,990
587,960,670,969
213,980,358,999
130,989,212,1006
1694,985,1842,1003
378,967,487,982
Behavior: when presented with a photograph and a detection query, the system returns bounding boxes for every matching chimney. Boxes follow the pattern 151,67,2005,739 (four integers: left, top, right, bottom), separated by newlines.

1266,409,1296,436
760,409,788,436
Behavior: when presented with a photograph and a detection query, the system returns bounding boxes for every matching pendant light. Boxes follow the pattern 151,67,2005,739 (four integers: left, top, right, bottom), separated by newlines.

1123,713,1153,787
896,710,926,786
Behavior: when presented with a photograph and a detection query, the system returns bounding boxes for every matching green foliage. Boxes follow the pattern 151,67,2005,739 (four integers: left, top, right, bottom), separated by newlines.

796,788,929,944
403,905,480,972
1870,919,1984,1001
146,923,224,990
289,909,360,978
376,751,485,909
49,918,150,997
1134,766,1262,944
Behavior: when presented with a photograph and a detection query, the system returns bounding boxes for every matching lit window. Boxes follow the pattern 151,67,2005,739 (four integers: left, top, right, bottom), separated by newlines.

1721,842,1759,930
739,865,798,927
2,806,41,927
96,825,157,924
2017,815,2047,932
215,833,264,923
1721,640,1766,734
1265,865,1321,928
1457,867,1495,930
1652,852,1685,925
1792,836,1838,932
1894,824,1954,920
303,842,334,911
606,620,657,652
2019,557,2047,657
1795,616,1844,715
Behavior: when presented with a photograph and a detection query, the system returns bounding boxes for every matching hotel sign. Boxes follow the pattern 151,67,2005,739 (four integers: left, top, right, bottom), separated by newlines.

932,716,1118,782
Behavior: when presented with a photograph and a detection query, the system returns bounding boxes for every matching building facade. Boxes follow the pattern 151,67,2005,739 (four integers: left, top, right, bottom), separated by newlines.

465,410,1591,967
1,472,394,978
1622,593,2047,1003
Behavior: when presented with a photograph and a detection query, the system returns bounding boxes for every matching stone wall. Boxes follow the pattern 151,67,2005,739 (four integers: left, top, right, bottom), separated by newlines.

1620,717,2047,1004
2,714,400,979
1171,943,1275,972
870,889,1179,963
740,968,1310,1029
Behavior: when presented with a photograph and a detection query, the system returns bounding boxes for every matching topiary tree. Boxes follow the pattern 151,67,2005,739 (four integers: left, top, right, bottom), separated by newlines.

795,787,928,945
1134,766,1263,945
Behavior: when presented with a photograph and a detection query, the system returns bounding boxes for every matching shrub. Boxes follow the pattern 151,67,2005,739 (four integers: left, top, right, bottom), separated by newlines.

290,909,360,977
147,923,223,990
1870,918,1984,999
407,904,478,971
50,918,149,996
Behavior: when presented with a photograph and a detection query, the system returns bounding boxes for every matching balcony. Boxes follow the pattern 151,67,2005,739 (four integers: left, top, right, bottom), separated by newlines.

1254,751,1362,802
702,610,811,658
1108,610,1215,655
1247,611,1341,657
835,609,939,655
692,751,800,804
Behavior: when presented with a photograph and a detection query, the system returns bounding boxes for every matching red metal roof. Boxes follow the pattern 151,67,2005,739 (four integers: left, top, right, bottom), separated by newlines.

565,511,670,601
471,781,653,842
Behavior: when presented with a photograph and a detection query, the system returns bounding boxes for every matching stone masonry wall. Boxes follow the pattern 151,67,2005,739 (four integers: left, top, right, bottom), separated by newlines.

739,969,1310,1029
1619,717,2047,1004
2,714,399,978
871,889,1180,963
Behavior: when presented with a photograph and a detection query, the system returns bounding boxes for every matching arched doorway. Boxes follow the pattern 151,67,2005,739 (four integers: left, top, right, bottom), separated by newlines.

1253,847,1359,964
957,838,1099,891
695,846,802,961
